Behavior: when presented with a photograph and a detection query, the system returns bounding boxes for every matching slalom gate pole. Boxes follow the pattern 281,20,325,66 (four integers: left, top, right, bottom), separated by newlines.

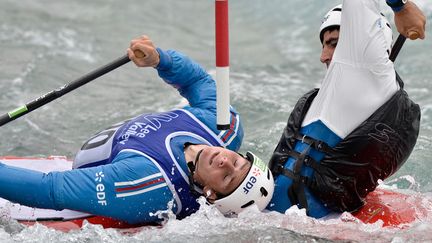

215,0,230,130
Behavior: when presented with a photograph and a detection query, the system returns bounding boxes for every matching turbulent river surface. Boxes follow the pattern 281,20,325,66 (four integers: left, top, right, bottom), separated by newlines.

1,0,432,242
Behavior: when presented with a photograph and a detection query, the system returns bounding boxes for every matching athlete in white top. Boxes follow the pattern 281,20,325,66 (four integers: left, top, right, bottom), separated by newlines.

267,0,426,217
303,0,424,139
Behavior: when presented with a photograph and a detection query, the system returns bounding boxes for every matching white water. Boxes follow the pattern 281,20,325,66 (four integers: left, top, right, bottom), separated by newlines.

1,190,432,242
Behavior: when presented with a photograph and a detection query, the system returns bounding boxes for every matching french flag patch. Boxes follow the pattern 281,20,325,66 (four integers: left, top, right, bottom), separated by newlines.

218,112,239,145
114,173,167,198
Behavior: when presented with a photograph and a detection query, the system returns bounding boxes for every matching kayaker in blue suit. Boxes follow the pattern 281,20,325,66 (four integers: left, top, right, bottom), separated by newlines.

268,0,426,218
0,36,274,224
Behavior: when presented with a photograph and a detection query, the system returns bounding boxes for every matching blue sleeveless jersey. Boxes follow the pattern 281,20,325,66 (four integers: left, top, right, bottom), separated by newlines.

110,109,224,216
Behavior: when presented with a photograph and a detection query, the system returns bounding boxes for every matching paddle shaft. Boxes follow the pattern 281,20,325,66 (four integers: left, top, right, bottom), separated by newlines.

390,34,406,62
0,54,131,127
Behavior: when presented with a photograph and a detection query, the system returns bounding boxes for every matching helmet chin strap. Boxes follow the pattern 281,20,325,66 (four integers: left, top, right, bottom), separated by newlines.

186,149,205,197
186,160,226,201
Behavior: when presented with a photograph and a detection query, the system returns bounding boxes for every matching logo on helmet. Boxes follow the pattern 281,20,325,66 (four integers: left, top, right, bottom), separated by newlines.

252,167,261,177
322,14,330,24
243,176,257,194
253,156,267,172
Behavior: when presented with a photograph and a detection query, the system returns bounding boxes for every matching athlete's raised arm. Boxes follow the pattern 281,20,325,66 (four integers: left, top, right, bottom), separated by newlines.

128,35,216,111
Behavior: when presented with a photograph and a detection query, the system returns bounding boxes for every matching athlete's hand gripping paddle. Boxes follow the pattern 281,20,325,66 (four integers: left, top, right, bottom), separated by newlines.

0,50,145,128
127,36,160,68
394,1,426,41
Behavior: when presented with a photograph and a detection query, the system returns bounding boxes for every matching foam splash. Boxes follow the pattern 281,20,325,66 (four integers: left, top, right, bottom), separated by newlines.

0,188,431,242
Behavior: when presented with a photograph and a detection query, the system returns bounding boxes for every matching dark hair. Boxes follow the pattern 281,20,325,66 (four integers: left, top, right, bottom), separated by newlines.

320,25,340,43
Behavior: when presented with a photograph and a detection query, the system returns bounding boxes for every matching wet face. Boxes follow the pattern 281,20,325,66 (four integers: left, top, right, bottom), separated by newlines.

320,29,340,68
193,147,251,197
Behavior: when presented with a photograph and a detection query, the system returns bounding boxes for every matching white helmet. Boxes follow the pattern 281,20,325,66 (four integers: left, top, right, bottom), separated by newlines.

214,152,274,215
319,4,343,43
319,4,393,52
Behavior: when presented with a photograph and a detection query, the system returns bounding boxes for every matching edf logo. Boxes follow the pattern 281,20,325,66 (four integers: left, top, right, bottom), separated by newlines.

95,171,104,182
243,176,257,194
95,171,107,206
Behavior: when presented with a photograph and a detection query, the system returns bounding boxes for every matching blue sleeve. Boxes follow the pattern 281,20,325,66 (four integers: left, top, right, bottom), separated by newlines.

0,153,176,224
0,162,60,209
155,48,216,112
155,48,244,152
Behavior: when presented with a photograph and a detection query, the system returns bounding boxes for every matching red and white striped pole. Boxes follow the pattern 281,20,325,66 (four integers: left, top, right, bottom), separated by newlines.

215,0,230,130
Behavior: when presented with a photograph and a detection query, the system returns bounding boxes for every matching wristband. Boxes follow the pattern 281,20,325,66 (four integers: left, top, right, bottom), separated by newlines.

386,0,407,12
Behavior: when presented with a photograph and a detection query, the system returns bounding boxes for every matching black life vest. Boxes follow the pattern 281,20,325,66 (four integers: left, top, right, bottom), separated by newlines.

269,73,420,213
